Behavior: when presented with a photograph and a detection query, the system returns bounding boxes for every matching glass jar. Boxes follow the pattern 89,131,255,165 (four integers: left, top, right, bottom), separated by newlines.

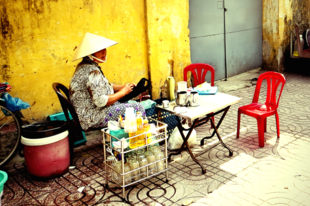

155,152,165,172
136,149,145,161
129,158,140,182
127,155,137,164
151,146,161,154
106,156,116,178
139,157,148,179
112,161,122,185
143,119,152,144
145,151,156,175
124,163,131,185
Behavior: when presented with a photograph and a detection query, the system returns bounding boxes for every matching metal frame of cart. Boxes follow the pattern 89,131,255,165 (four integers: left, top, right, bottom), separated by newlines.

102,118,169,200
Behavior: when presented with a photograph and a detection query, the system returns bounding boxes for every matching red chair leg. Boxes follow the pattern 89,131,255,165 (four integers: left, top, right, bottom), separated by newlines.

275,112,280,138
257,118,265,147
264,118,267,132
237,111,241,138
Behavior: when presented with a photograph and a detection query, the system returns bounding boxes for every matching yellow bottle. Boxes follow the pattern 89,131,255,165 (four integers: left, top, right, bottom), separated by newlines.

143,119,152,144
136,112,145,147
167,76,176,101
129,132,137,149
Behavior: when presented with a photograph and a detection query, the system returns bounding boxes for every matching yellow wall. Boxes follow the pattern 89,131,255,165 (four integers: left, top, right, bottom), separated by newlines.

146,0,191,97
262,0,280,71
262,0,310,71
0,0,191,122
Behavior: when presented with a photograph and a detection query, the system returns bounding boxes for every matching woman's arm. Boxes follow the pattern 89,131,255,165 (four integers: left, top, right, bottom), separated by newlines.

113,83,136,92
87,70,134,107
113,84,124,92
106,85,133,106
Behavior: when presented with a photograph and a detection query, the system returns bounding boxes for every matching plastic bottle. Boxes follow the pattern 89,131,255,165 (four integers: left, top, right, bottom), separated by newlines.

124,108,136,133
293,34,305,56
125,108,137,149
300,34,305,51
167,76,176,101
143,119,152,144
136,112,145,147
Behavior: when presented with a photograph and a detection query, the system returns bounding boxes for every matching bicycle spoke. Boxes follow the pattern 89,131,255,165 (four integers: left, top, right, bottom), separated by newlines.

0,119,11,130
0,105,21,167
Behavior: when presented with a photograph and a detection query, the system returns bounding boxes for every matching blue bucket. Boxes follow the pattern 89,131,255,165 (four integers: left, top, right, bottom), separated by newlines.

0,171,8,193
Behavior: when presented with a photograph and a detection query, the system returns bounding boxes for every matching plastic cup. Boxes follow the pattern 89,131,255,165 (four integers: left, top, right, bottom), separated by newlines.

163,100,169,108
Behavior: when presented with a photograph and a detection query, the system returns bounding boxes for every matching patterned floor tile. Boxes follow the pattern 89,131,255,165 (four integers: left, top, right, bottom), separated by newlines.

4,72,310,205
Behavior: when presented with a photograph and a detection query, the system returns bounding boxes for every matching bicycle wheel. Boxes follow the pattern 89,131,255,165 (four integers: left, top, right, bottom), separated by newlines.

0,105,21,167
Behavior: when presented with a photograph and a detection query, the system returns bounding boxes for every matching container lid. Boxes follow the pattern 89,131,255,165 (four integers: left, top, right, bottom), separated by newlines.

21,121,68,139
0,171,8,189
21,130,69,146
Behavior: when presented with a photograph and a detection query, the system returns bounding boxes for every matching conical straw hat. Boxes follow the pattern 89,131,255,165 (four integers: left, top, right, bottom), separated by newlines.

72,33,118,61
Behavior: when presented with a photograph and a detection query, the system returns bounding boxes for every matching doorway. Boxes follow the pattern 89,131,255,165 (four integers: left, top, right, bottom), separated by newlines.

189,0,262,81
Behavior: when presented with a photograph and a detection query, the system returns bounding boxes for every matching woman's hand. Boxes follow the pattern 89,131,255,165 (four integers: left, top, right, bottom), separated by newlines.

120,84,133,96
113,83,136,92
126,83,136,88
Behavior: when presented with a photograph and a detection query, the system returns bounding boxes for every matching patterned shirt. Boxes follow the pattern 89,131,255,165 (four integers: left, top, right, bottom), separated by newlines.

69,57,114,130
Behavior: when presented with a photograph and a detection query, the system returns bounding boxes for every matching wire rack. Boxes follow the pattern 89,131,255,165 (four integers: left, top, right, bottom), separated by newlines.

102,117,169,200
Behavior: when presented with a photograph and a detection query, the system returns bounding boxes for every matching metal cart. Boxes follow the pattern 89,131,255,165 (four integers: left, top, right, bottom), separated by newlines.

102,118,169,200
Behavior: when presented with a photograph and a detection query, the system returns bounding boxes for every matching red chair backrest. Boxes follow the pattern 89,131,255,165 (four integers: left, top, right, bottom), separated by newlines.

252,72,286,109
183,63,215,87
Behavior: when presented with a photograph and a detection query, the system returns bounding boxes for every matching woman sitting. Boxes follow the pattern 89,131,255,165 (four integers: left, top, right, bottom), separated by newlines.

69,33,145,130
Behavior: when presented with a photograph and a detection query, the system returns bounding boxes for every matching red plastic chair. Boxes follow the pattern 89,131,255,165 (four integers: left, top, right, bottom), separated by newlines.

236,72,286,147
183,63,215,87
183,63,215,126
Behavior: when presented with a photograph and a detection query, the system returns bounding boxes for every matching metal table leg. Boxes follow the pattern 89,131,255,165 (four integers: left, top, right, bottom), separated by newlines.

200,106,233,156
168,118,207,174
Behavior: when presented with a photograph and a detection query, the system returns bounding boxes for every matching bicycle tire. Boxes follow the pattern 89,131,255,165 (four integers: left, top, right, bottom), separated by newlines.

0,105,21,167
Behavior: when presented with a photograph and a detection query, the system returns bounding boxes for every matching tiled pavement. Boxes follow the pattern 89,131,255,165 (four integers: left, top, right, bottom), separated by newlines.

3,72,310,206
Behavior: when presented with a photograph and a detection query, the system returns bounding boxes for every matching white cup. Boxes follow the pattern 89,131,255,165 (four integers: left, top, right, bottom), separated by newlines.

163,100,169,108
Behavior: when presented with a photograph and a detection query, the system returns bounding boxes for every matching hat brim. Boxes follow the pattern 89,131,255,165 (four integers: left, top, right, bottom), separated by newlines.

72,33,118,62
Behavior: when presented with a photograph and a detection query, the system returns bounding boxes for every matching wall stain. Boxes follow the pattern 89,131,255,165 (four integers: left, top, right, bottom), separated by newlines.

27,0,45,14
83,0,95,13
168,59,174,77
1,7,13,39
1,65,11,81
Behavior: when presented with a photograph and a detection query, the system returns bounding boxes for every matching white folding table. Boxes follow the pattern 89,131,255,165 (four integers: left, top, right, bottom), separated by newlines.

157,92,242,174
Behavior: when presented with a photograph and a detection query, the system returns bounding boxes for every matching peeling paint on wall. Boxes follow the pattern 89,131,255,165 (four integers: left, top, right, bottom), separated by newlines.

146,0,191,99
263,0,310,71
262,0,279,71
